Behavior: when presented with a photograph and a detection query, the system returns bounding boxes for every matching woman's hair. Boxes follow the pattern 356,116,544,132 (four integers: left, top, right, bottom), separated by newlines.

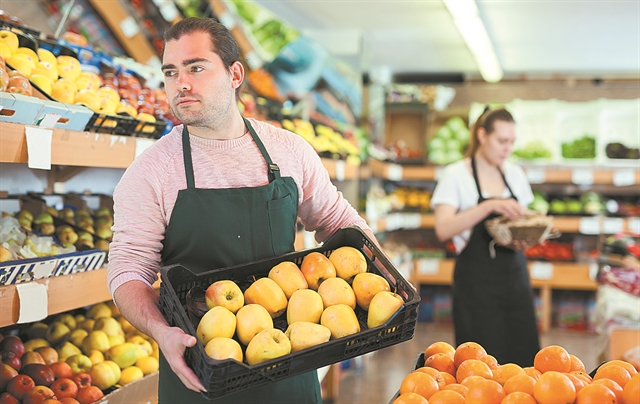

466,107,515,157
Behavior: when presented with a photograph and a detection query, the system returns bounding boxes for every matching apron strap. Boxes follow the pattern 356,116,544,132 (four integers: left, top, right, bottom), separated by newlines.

181,125,196,189
471,154,517,202
243,117,281,183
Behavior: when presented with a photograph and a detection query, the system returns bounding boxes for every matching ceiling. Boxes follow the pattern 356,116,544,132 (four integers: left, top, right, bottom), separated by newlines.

255,0,640,82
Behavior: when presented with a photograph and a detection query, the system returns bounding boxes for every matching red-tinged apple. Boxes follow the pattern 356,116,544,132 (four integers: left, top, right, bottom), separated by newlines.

69,373,90,389
21,351,46,366
0,352,20,372
268,261,308,299
367,291,404,329
35,347,58,366
50,378,77,400
0,363,18,393
300,252,337,290
22,386,56,404
0,337,25,359
244,278,287,319
6,374,35,401
75,386,103,404
205,280,244,313
44,399,62,404
21,364,55,387
0,392,19,404
49,362,73,380
7,75,32,96
59,398,79,404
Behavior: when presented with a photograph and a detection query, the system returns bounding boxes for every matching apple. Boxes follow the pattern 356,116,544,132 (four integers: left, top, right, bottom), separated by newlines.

287,289,324,325
92,317,122,337
35,347,58,366
46,322,71,346
126,336,152,358
115,100,138,117
65,355,92,374
56,342,81,363
0,352,20,372
6,374,35,401
74,90,101,112
51,79,77,104
367,291,404,329
0,68,7,92
245,329,291,366
317,277,357,310
7,55,34,77
0,337,24,359
244,278,287,319
14,47,38,63
87,350,103,366
53,314,77,331
22,386,56,404
268,261,308,299
21,364,55,386
235,304,273,346
205,280,244,313
118,366,143,386
196,306,236,345
0,30,18,53
59,398,79,404
36,61,58,82
49,362,73,380
0,43,11,61
107,334,124,347
135,356,159,375
329,247,367,283
97,87,120,105
75,386,103,404
44,399,61,404
50,378,77,400
300,252,337,290
77,320,94,334
352,273,391,311
21,351,46,366
284,322,331,352
0,363,18,393
320,304,361,339
204,338,242,362
105,343,137,369
37,48,57,65
88,362,118,390
68,329,88,348
81,331,109,354
69,373,90,389
0,392,19,404
56,56,80,81
23,339,49,353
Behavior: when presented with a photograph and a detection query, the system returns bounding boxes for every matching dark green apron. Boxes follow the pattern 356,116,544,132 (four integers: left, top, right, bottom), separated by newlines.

158,118,322,403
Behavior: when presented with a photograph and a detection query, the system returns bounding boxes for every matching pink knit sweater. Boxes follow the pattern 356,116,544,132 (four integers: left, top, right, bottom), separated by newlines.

107,118,369,296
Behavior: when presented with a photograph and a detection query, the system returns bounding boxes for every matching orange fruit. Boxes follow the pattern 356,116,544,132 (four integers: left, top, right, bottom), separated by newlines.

534,345,572,373
523,366,542,381
440,371,457,385
594,364,632,389
392,392,429,404
425,353,456,376
569,354,586,372
564,372,586,393
415,366,446,389
399,371,439,400
454,342,487,367
572,371,593,384
575,383,617,404
425,341,456,359
599,360,638,376
462,375,489,389
622,372,640,404
501,391,537,404
533,371,576,404
492,363,525,385
503,374,535,396
591,379,623,403
456,359,493,383
443,383,468,397
466,379,506,404
482,354,499,370
427,389,465,404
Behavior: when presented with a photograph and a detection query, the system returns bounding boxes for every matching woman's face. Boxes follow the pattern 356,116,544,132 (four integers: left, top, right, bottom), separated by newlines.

478,120,516,165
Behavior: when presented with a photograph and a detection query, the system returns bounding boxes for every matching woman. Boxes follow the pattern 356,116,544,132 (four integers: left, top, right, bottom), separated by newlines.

431,108,540,367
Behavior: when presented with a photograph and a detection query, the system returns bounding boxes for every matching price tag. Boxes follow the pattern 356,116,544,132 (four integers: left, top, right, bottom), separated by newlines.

613,169,636,187
603,218,624,234
134,138,156,159
387,164,403,181
417,258,440,275
526,167,547,184
25,126,52,170
579,216,601,234
530,261,553,280
628,218,640,234
119,16,140,39
589,262,599,281
16,282,48,324
37,112,61,128
335,160,345,182
571,168,594,185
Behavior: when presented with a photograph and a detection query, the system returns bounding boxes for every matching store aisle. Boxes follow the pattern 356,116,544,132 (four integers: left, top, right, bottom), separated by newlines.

331,323,600,404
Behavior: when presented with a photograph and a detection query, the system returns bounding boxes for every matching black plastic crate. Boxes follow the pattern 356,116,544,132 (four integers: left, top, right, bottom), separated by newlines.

159,226,419,400
84,113,138,136
130,119,167,139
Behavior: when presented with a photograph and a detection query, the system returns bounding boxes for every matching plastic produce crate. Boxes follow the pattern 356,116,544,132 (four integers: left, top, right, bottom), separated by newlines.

158,226,419,400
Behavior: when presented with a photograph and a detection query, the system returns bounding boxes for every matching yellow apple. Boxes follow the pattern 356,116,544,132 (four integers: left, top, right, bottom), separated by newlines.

329,246,367,283
205,279,244,313
29,74,52,94
15,47,39,63
136,112,156,122
88,349,104,365
284,322,331,352
317,277,356,310
0,42,12,60
196,306,236,345
46,321,71,345
51,79,77,104
82,330,110,354
56,55,81,81
235,303,273,346
0,30,18,52
89,361,120,390
36,61,58,81
57,341,82,362
116,100,138,117
34,346,58,365
204,337,243,362
105,342,138,369
23,338,49,352
352,272,390,311
245,329,291,366
75,71,101,91
37,48,57,65
367,291,404,329
287,289,324,325
75,89,102,112
320,304,360,339
93,316,123,336
66,354,93,373
98,86,120,104
268,261,308,299
98,97,117,115
119,366,144,385
300,252,337,290
244,277,287,319
7,54,34,76
25,322,49,340
69,328,88,347
127,335,153,358
135,356,159,375
54,313,77,330
108,334,125,347
78,318,95,333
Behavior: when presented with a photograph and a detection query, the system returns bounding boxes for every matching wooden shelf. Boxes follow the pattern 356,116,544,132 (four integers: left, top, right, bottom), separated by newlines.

320,158,360,181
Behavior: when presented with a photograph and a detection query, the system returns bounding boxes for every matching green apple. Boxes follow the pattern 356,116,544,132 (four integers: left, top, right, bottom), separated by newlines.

66,354,93,374
56,341,82,362
105,342,138,369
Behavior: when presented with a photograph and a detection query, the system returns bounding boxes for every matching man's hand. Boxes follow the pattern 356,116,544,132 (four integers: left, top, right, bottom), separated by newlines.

156,327,206,393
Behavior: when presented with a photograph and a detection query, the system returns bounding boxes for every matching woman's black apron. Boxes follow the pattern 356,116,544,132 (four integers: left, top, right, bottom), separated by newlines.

157,118,322,403
452,156,540,367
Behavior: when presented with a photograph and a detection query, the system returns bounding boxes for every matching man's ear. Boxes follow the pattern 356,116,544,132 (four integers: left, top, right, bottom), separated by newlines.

230,61,244,89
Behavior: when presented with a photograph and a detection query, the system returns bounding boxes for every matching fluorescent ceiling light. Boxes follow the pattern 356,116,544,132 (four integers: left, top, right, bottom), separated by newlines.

443,0,503,83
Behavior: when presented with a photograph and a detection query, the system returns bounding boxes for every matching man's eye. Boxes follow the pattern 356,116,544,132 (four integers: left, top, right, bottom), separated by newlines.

163,70,176,77
191,66,204,73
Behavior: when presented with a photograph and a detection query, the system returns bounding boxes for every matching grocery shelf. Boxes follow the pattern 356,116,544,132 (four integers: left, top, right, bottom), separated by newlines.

320,158,360,181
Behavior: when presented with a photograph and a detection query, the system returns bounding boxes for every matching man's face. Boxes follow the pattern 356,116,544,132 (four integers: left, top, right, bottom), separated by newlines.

161,31,242,129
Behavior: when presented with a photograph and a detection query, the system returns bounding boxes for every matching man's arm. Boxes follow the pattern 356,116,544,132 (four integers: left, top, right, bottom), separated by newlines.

113,280,205,392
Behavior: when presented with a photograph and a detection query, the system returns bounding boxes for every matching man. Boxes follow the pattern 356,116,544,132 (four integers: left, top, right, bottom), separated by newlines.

107,17,374,403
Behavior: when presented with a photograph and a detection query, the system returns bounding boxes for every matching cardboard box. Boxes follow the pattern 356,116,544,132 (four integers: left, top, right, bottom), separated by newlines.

97,372,159,404
18,194,47,218
384,102,429,163
0,92,42,125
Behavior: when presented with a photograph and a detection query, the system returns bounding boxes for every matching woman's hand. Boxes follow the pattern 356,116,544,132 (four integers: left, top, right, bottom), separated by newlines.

499,240,530,250
156,326,206,393
486,199,527,221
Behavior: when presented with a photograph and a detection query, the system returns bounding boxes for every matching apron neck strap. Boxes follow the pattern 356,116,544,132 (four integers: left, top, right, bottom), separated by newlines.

471,154,517,202
243,117,281,183
181,125,196,189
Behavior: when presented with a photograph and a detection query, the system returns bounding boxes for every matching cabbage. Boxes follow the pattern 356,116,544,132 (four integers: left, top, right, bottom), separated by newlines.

435,126,453,140
446,116,466,133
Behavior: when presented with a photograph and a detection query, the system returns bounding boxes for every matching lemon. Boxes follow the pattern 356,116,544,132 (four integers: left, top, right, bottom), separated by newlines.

119,366,144,385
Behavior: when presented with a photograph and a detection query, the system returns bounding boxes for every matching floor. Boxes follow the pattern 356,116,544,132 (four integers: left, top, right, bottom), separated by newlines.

329,323,600,404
